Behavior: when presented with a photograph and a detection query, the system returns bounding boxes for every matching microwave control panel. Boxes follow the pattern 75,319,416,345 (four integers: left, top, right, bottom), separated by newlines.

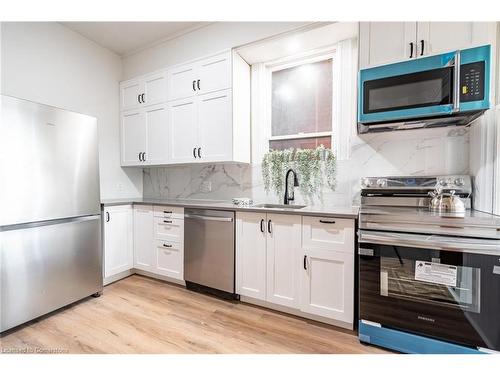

460,61,485,102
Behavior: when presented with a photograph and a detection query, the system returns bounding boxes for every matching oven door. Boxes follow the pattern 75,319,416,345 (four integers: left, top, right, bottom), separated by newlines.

358,51,456,124
358,230,500,351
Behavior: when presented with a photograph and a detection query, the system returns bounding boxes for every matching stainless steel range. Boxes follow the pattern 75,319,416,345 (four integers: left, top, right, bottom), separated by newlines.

357,175,500,354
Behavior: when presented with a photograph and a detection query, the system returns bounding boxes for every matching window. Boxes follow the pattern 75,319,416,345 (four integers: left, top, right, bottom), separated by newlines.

269,57,333,150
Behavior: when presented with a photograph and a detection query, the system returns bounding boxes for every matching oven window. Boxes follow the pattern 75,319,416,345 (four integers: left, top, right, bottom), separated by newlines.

363,67,453,114
380,257,480,313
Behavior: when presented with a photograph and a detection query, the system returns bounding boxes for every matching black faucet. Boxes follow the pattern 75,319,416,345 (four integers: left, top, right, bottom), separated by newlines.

284,169,299,205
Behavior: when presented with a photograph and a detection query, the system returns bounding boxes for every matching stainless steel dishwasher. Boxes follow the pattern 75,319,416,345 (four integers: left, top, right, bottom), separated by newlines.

184,209,236,299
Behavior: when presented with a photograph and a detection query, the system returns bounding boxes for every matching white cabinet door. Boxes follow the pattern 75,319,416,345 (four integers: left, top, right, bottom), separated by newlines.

300,248,354,323
359,22,417,68
121,109,147,166
197,89,233,162
416,22,491,57
168,63,197,101
196,51,232,95
103,205,133,278
235,212,267,300
121,80,143,111
133,205,154,272
266,214,301,308
168,98,198,163
145,104,169,165
143,71,168,106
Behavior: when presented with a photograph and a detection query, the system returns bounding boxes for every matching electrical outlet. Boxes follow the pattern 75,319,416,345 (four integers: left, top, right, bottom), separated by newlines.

200,181,212,193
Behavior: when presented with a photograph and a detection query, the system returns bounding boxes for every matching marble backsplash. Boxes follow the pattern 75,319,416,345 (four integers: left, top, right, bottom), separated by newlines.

143,127,470,207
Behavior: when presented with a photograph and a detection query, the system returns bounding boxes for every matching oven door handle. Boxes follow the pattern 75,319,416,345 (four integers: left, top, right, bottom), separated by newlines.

358,230,500,255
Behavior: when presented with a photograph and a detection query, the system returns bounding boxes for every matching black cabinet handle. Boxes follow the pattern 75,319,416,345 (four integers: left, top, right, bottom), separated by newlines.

303,255,307,270
193,147,197,158
267,219,272,234
197,79,200,91
420,40,424,56
141,93,145,103
142,152,146,162
163,244,172,248
409,42,414,58
138,152,142,161
260,219,265,233
192,80,196,91
197,147,201,158
163,220,172,224
138,94,141,103
163,211,172,214
319,219,336,224
106,212,110,222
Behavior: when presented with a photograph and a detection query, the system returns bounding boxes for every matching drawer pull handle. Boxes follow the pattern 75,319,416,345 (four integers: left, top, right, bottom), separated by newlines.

163,244,172,248
319,220,336,224
163,211,172,214
163,220,172,224
303,255,307,270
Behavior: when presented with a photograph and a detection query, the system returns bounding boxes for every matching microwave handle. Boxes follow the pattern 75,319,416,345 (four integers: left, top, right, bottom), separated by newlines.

358,230,500,256
452,50,461,113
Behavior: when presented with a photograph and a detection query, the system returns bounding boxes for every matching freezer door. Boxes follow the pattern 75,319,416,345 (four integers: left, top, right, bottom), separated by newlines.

0,215,102,332
0,95,100,225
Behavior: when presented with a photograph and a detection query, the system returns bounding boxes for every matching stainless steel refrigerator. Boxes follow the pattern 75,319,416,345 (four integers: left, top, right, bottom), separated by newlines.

0,95,102,332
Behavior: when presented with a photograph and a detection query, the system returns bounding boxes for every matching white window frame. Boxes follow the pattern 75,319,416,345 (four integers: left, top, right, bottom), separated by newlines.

264,47,337,152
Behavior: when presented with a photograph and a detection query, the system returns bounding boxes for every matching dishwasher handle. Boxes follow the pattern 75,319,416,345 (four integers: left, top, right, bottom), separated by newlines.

184,214,233,222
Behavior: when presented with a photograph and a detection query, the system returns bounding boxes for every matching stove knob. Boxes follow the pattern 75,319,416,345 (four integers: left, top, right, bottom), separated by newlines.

361,178,373,188
454,177,465,187
377,178,387,188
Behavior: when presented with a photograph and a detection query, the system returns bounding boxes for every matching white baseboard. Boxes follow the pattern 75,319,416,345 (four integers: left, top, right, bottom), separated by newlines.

240,295,354,331
103,269,133,286
133,269,186,286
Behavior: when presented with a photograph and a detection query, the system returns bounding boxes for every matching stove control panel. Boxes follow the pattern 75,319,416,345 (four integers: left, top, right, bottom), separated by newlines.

360,175,472,195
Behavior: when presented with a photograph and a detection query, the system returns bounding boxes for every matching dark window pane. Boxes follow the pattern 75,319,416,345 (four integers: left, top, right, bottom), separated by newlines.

271,59,333,138
269,136,331,151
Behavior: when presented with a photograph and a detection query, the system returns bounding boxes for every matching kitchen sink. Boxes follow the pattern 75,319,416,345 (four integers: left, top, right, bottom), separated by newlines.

252,203,306,210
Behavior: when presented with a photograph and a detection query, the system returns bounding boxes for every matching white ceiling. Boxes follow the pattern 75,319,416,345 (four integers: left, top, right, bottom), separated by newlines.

61,22,208,56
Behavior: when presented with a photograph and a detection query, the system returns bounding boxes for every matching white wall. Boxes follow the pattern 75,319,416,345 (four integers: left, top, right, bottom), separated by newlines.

1,22,142,200
122,22,309,79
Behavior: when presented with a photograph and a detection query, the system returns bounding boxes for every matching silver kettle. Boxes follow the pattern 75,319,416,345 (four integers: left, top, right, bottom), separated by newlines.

429,188,466,213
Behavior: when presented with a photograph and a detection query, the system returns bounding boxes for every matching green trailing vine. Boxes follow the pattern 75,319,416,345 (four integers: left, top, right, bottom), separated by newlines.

261,145,337,201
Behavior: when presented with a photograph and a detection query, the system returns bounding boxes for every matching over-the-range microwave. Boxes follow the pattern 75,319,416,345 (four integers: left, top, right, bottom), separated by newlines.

358,45,491,134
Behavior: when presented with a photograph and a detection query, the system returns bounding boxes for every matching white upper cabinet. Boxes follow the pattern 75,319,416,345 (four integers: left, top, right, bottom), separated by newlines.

416,22,494,57
103,205,134,280
359,22,496,69
145,104,169,165
121,71,167,111
168,98,198,163
196,52,232,95
120,49,250,166
168,63,198,101
121,109,147,166
143,72,168,106
359,22,416,68
197,89,233,162
168,51,231,101
121,80,144,111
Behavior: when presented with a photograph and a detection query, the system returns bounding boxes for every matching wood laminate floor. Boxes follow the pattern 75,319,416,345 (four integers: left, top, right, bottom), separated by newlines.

0,275,388,354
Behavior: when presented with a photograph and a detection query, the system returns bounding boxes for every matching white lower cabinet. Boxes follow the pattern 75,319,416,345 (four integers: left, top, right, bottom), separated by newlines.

300,217,355,324
153,206,184,281
236,211,355,327
235,212,267,300
133,205,154,272
266,213,301,308
103,205,134,279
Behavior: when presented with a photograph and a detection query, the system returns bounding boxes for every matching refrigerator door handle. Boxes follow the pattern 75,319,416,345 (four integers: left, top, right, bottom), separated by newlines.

0,214,101,232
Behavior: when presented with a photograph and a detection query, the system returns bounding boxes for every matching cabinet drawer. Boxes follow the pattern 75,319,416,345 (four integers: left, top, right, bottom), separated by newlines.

153,205,184,219
154,217,183,241
302,216,355,253
155,240,183,280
